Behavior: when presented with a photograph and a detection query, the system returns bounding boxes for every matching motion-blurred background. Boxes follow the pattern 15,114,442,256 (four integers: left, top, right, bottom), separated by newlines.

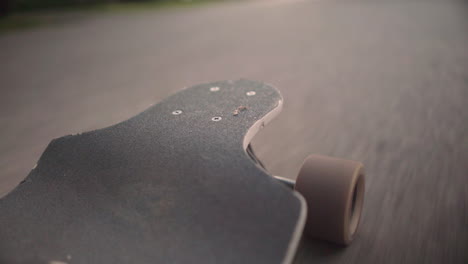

1,0,467,263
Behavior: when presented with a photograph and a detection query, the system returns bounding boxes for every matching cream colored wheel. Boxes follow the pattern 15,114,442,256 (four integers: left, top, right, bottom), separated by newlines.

294,154,365,245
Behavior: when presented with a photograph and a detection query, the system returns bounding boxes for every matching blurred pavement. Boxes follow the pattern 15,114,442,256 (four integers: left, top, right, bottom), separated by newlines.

0,0,467,263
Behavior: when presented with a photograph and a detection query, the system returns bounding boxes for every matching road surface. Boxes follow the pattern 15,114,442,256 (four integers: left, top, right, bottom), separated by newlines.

0,0,467,263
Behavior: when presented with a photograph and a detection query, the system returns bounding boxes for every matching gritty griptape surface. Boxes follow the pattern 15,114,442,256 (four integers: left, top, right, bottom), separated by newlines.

0,79,303,264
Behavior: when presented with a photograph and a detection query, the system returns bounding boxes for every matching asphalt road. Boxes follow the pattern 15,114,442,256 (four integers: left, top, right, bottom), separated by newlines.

1,0,467,263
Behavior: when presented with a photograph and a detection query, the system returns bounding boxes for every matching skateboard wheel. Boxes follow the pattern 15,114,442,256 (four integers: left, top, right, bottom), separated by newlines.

294,154,365,245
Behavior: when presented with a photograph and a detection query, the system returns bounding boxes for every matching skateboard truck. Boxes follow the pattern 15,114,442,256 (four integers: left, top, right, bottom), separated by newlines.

274,175,296,188
248,143,365,246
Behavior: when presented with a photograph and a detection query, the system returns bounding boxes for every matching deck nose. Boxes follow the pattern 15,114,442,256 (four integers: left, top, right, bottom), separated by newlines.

138,79,283,149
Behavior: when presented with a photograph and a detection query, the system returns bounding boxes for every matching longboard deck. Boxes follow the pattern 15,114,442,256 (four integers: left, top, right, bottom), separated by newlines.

0,80,306,264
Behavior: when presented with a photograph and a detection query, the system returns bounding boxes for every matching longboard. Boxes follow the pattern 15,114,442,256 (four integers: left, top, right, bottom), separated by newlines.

0,79,307,264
